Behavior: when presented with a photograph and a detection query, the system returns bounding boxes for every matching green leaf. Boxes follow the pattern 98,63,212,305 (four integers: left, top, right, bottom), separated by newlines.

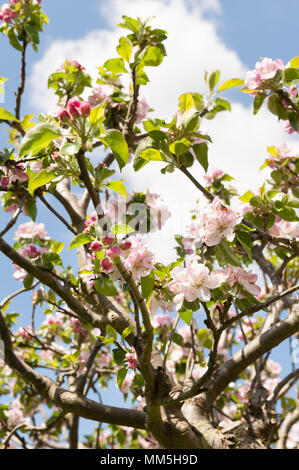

218,78,244,92
253,92,267,115
179,307,193,325
284,67,299,82
23,274,34,290
104,58,128,74
68,233,91,250
19,123,62,158
140,148,166,162
193,142,208,171
289,56,299,68
117,367,128,389
28,170,57,194
60,137,81,156
110,224,134,235
121,326,135,342
112,348,126,365
181,109,200,132
102,129,129,170
236,231,252,256
89,103,105,125
106,180,127,198
142,46,164,67
141,273,155,300
0,107,19,122
117,37,133,62
239,190,254,203
178,93,194,114
214,97,231,111
119,15,140,33
94,277,118,296
133,136,154,171
208,70,221,92
169,138,191,157
219,241,242,267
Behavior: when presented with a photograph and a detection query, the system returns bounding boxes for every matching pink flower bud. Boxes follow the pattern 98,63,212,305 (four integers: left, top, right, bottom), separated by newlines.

101,257,113,272
67,97,81,117
102,235,115,246
121,239,132,250
106,246,121,259
90,240,102,252
27,245,39,258
1,176,9,188
80,101,91,117
58,108,70,122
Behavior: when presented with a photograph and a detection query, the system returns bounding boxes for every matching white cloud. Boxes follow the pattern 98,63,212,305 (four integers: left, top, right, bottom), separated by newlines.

29,0,299,263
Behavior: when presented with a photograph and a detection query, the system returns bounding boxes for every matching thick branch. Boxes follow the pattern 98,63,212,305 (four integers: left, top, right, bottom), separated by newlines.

0,309,146,430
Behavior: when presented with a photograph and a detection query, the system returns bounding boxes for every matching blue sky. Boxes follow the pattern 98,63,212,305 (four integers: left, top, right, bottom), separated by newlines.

0,0,298,443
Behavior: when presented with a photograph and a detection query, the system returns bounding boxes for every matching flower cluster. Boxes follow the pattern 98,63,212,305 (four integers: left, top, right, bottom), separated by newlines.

0,2,18,23
0,163,28,188
58,96,91,122
245,57,284,94
88,84,115,107
187,198,240,249
168,256,222,309
220,264,261,297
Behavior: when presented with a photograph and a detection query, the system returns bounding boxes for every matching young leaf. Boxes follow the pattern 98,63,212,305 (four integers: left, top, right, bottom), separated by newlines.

104,58,128,74
218,78,244,92
28,170,57,194
193,142,208,171
102,129,129,170
178,307,193,325
106,180,127,198
94,277,118,296
0,107,19,122
68,233,91,250
19,123,62,158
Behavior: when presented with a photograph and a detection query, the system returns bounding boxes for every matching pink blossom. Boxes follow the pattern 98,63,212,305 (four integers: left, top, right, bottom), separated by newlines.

284,120,299,134
177,325,192,344
58,107,70,122
287,85,299,103
122,236,155,278
88,85,114,107
188,199,240,247
245,58,284,94
236,317,257,342
106,246,121,259
265,359,282,378
168,257,222,309
102,234,115,246
0,4,18,23
269,219,299,238
80,101,91,117
255,58,284,80
6,398,28,429
152,313,173,329
125,351,138,370
286,422,299,449
120,371,135,393
121,239,132,250
223,265,261,297
67,97,82,117
15,221,47,240
135,96,150,124
12,265,28,281
1,176,9,188
204,168,224,186
90,240,102,252
237,382,250,403
101,257,114,273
